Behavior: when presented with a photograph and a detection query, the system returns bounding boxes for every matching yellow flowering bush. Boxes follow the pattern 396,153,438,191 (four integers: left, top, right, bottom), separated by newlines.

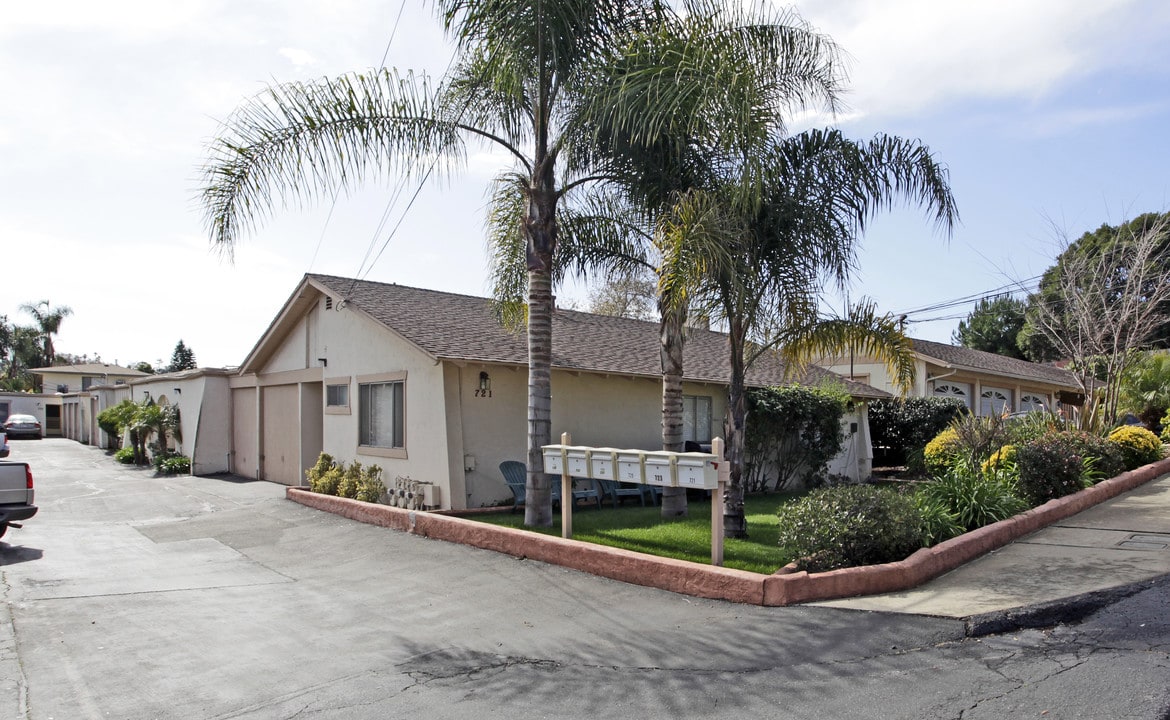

924,427,963,476
981,444,1017,474
1107,425,1164,470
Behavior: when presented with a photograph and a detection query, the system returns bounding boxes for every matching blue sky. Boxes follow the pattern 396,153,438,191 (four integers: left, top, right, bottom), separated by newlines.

2,0,1168,368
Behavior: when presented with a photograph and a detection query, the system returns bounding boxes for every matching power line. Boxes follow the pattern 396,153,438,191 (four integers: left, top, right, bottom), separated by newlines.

892,275,1042,317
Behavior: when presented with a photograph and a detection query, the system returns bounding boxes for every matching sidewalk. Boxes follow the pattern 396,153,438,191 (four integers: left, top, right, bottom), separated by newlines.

817,471,1170,628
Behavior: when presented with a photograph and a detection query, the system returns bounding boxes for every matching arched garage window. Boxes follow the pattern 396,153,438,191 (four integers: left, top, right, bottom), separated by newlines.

1020,393,1048,413
932,381,971,409
980,387,1012,416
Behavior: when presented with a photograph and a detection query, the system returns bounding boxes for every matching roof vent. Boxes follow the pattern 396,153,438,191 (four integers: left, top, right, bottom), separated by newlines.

325,297,333,310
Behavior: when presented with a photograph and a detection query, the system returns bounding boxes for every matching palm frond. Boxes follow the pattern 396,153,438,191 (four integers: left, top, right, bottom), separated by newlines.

776,300,916,393
199,69,465,257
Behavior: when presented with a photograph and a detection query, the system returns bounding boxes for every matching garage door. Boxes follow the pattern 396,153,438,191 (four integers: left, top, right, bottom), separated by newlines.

231,387,259,478
262,384,300,485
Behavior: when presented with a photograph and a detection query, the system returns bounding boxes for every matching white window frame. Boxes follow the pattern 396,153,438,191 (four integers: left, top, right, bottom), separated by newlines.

357,371,406,458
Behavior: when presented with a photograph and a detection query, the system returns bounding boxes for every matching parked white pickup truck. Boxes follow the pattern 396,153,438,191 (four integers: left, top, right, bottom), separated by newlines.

0,456,36,539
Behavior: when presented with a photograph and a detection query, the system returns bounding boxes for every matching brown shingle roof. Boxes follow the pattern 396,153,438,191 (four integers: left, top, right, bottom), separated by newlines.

911,337,1076,387
308,274,889,399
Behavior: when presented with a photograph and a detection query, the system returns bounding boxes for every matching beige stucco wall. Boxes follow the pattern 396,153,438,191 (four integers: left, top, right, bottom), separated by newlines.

192,375,233,475
243,296,455,501
455,365,728,508
0,393,50,427
818,358,928,397
824,403,873,482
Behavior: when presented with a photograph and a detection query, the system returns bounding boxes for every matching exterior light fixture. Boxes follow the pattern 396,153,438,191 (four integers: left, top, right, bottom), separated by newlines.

476,371,492,398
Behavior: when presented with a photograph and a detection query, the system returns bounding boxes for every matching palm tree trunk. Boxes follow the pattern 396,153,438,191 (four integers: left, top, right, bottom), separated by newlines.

723,319,749,539
660,301,688,517
523,174,557,527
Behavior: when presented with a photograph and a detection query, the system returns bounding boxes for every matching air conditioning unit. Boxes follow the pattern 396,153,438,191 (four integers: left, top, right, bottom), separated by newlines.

422,485,441,509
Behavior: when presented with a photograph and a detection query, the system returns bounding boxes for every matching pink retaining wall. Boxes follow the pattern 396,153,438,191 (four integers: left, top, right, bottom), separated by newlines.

288,456,1170,607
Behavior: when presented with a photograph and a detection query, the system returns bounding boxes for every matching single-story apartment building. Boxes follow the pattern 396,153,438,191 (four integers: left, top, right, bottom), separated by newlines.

818,337,1081,416
226,274,890,510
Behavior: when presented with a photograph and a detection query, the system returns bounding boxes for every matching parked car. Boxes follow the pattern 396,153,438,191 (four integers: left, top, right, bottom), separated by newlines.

3,414,42,439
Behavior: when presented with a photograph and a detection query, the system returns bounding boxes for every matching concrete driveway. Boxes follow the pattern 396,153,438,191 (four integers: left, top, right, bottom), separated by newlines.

3,440,1168,719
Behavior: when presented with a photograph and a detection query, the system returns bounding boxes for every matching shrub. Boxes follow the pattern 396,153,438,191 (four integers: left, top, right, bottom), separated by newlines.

919,466,1027,532
867,397,966,471
1015,434,1086,505
980,444,1017,474
1056,430,1126,482
156,455,191,475
305,453,335,488
947,412,1012,470
913,494,965,546
1003,411,1071,446
923,427,963,476
336,460,363,499
776,485,924,573
114,446,136,464
1107,425,1164,470
743,383,849,491
1162,408,1170,443
355,465,386,503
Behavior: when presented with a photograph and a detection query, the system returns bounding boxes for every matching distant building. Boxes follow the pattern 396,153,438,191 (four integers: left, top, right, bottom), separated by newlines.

29,363,149,395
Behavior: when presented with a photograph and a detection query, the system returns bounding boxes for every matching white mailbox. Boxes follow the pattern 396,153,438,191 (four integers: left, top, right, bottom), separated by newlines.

676,453,718,489
642,453,676,487
565,448,589,477
543,444,718,487
589,448,619,479
616,452,643,483
541,446,564,475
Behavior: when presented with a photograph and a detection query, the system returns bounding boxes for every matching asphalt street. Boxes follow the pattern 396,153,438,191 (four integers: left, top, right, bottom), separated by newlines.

3,439,1169,719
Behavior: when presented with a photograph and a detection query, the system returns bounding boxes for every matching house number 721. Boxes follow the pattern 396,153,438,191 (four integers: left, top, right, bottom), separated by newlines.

474,389,492,398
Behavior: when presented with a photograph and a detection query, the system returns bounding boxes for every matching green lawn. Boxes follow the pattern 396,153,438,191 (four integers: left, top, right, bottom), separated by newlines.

467,493,803,574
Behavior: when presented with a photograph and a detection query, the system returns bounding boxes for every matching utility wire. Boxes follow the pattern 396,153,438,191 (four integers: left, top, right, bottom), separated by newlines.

893,275,1042,317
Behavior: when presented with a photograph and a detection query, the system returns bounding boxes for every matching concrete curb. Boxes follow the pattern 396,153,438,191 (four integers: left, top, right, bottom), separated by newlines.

287,457,1170,607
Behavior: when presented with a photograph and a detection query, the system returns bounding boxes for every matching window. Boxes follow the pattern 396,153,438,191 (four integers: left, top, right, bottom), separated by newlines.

326,383,349,408
980,387,1012,416
683,395,712,444
932,381,971,409
1020,393,1048,413
359,380,404,449
81,376,100,390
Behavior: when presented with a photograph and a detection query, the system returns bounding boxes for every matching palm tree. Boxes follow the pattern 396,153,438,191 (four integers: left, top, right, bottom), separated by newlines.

20,300,72,367
200,0,841,526
671,131,957,537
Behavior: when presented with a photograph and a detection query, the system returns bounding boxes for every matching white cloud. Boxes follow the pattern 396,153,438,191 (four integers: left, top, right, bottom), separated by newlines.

794,0,1165,120
279,47,318,68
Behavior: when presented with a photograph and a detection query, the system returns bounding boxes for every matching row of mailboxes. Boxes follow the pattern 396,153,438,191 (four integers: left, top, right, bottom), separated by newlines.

541,445,720,490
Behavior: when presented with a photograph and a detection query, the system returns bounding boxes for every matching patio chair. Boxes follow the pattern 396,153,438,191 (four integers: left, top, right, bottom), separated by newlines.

498,461,601,511
596,478,653,509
